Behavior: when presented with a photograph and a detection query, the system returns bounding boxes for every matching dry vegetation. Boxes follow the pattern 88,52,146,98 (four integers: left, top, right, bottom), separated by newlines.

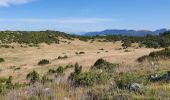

0,34,170,99
0,39,158,83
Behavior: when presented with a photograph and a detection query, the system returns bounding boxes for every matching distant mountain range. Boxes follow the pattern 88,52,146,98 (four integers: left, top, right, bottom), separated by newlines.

84,28,169,36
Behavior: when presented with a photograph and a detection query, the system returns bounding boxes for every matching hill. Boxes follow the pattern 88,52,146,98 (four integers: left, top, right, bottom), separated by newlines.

0,31,74,44
84,28,168,36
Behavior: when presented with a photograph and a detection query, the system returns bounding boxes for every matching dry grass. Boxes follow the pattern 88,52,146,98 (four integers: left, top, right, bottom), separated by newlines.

0,40,159,83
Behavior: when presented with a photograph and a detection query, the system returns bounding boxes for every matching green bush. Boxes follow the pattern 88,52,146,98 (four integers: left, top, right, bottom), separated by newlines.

58,55,68,59
56,66,65,74
69,62,110,86
91,59,118,73
137,48,170,62
26,70,40,84
38,59,50,65
48,69,56,74
122,39,132,49
0,76,15,93
73,71,110,86
0,31,74,44
75,52,85,55
114,72,149,89
41,74,52,84
0,58,5,63
48,66,65,75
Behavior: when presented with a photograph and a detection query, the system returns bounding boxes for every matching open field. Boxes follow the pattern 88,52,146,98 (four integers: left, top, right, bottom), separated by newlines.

0,36,170,99
0,39,159,83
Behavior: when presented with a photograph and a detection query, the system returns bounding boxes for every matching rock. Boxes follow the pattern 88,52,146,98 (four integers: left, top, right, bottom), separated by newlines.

128,83,144,93
150,74,163,81
150,71,170,82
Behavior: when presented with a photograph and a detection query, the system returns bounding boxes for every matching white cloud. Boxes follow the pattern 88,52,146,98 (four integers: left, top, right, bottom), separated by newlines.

0,0,32,7
0,18,117,24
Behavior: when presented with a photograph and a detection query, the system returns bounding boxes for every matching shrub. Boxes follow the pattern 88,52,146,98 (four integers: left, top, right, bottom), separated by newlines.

75,52,85,55
48,66,65,74
41,74,52,84
58,55,68,59
99,48,104,50
114,72,149,89
142,40,160,48
122,40,131,49
56,66,64,74
38,59,50,65
48,69,56,74
74,63,82,75
0,58,4,63
65,64,74,69
14,67,21,71
69,62,110,86
26,70,40,84
6,76,13,89
68,63,82,81
137,48,170,62
73,71,110,86
91,59,118,73
79,52,85,54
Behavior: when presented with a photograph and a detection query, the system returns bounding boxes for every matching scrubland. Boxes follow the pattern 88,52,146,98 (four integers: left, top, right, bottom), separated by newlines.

0,31,170,100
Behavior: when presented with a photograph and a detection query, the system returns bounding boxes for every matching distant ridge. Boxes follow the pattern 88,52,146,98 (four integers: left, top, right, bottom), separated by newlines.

84,28,168,36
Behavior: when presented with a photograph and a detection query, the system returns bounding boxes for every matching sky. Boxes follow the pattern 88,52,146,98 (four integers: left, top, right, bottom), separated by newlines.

0,0,170,33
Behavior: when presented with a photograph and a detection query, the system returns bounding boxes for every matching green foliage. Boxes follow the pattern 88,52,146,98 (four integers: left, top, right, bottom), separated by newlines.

79,52,85,54
0,76,14,93
142,40,160,48
122,39,132,48
41,74,52,84
137,48,170,62
0,31,170,49
0,58,5,63
56,66,64,74
114,72,149,89
48,66,65,75
75,52,85,55
0,45,14,48
91,59,118,73
26,70,40,84
72,71,110,86
65,64,74,69
74,63,82,75
58,55,68,59
0,31,74,44
69,62,110,86
38,59,50,65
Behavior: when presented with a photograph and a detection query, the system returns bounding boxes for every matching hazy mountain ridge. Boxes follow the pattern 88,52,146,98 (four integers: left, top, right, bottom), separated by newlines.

84,28,168,36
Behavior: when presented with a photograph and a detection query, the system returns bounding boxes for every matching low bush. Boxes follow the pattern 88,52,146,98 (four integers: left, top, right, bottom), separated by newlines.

114,72,149,89
48,66,65,74
75,52,85,55
79,52,85,54
122,39,132,49
38,59,50,65
0,58,5,63
58,55,68,59
137,48,170,62
56,66,65,74
99,48,104,50
69,62,110,86
26,70,40,84
41,74,52,84
72,71,110,86
91,59,118,73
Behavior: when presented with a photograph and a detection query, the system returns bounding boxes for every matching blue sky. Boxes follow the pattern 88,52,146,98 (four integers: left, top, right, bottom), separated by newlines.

0,0,170,33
